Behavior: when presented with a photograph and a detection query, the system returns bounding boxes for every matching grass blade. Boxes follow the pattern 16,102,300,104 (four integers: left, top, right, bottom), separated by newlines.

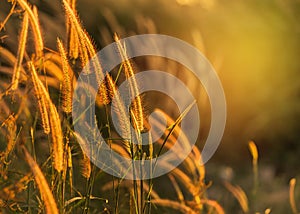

22,146,59,214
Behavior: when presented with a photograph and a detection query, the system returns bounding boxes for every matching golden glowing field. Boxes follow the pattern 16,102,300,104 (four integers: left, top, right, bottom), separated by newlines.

0,0,300,213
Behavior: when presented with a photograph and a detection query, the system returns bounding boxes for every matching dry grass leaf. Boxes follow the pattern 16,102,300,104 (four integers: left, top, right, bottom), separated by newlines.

224,181,249,213
0,47,27,87
199,199,225,214
152,108,205,183
0,47,18,66
22,146,58,214
151,199,197,214
43,60,64,82
110,143,131,158
169,174,185,203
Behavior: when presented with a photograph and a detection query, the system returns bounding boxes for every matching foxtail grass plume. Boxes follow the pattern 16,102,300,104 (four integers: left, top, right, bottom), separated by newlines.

248,140,258,166
48,102,64,172
1,115,17,159
97,75,112,105
62,0,92,64
80,153,91,179
73,132,91,178
106,74,131,143
289,178,298,214
248,140,258,195
66,0,79,59
11,12,28,90
29,61,63,172
265,208,272,214
57,38,73,113
62,0,106,101
114,33,144,132
17,0,44,58
28,61,50,134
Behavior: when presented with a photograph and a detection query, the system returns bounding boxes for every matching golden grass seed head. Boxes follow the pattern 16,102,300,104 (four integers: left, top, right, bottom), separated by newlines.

11,11,28,91
57,38,73,113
